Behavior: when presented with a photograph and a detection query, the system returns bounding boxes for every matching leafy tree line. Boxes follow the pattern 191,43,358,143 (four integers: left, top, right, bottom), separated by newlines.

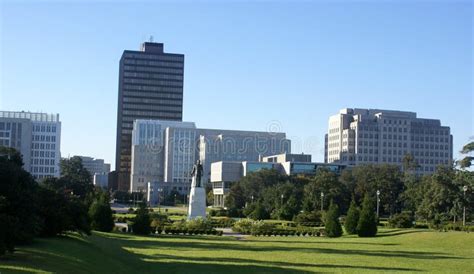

0,148,114,256
225,143,474,229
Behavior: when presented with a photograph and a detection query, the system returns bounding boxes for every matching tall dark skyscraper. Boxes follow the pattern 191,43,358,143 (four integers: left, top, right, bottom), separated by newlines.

115,42,184,191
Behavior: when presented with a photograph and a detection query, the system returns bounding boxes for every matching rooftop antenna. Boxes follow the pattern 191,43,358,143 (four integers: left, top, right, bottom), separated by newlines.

149,35,154,43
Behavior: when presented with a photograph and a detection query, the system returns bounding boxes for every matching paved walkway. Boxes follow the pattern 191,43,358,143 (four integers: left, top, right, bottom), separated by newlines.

217,228,249,240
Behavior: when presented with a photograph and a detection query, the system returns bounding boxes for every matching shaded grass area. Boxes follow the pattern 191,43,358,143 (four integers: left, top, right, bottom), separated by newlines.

1,229,473,273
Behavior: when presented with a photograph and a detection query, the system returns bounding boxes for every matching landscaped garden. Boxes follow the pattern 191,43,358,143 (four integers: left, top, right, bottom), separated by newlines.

1,229,473,273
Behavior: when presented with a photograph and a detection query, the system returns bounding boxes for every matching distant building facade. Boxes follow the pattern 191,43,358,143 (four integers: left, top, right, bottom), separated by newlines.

326,108,453,174
130,119,196,192
76,156,110,177
129,119,291,195
0,111,61,179
210,153,347,207
115,42,185,191
93,173,109,189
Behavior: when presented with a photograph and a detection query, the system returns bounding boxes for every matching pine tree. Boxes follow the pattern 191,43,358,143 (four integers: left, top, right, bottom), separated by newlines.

345,198,360,235
89,191,114,232
324,201,343,237
132,202,151,235
357,194,378,237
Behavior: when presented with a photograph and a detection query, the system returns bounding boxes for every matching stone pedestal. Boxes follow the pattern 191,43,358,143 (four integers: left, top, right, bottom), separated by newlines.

188,187,206,220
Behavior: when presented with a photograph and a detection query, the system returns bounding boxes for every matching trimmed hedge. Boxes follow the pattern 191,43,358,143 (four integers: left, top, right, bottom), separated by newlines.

250,228,324,237
162,227,223,236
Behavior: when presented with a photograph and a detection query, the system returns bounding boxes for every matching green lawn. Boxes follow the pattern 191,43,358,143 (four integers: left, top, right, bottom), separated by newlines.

1,229,473,273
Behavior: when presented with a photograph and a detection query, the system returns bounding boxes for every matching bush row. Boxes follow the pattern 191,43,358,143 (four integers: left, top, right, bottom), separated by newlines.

161,227,223,236
210,218,235,228
441,223,474,232
251,229,324,237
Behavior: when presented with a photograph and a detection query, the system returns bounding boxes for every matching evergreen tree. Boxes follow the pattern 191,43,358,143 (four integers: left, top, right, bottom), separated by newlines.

89,191,114,232
132,202,151,235
357,194,378,237
324,201,343,237
345,198,360,235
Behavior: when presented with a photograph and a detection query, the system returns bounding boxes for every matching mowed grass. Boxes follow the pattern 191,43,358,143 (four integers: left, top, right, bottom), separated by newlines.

0,229,473,273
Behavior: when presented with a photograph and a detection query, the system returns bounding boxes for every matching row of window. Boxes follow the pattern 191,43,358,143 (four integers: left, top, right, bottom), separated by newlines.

124,65,183,74
124,53,184,62
0,122,23,132
123,72,183,81
30,158,56,165
33,124,57,133
31,166,55,174
124,78,183,87
123,96,181,105
33,135,57,142
32,143,57,150
30,150,56,158
123,58,183,68
122,111,182,118
124,85,183,95
123,103,182,112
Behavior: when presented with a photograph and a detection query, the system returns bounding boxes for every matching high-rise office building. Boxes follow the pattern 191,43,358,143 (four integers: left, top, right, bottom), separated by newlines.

326,108,453,174
0,111,61,179
115,42,185,191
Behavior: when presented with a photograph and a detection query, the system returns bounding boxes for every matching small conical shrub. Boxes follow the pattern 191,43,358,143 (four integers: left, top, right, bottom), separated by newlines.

357,194,378,237
345,198,360,235
132,202,151,235
324,201,343,237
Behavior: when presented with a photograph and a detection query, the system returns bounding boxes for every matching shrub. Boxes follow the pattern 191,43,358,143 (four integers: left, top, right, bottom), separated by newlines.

357,194,378,237
88,191,114,232
325,202,343,238
344,199,360,235
247,202,270,220
388,212,415,228
232,219,254,234
132,202,151,235
294,210,322,224
185,218,213,231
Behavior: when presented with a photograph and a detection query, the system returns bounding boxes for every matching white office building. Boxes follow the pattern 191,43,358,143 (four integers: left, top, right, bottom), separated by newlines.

130,120,196,192
0,111,61,179
129,119,291,194
325,108,453,174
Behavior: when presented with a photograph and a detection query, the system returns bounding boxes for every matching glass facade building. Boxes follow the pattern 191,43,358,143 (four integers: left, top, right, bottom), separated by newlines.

115,42,185,191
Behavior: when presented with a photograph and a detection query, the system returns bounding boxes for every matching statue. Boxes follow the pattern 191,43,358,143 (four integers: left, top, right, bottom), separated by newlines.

191,160,203,188
188,159,206,219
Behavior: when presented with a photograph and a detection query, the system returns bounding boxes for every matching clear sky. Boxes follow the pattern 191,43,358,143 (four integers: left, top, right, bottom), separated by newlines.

0,0,472,168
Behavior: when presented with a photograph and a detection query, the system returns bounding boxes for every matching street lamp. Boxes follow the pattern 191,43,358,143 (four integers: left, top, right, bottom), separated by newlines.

376,190,381,218
251,195,254,203
281,194,284,206
320,192,324,211
463,186,468,226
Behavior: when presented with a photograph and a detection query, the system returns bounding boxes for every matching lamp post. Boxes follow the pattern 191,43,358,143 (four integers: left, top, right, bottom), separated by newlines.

281,194,284,206
251,195,254,203
376,190,380,218
463,186,468,226
320,192,324,211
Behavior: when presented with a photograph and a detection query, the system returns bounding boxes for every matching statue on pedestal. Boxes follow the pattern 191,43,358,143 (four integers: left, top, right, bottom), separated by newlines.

188,159,206,220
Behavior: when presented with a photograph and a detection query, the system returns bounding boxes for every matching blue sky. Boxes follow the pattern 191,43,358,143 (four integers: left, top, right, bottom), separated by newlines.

1,1,472,167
